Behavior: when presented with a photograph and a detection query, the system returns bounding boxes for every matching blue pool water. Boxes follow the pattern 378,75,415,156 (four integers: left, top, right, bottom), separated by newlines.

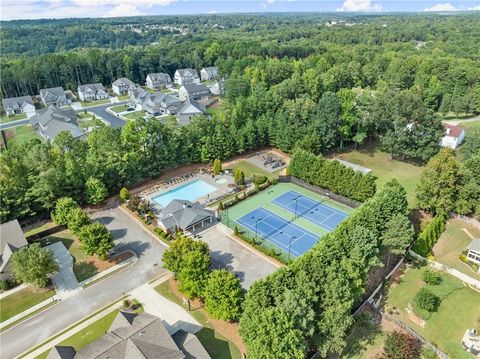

151,179,217,207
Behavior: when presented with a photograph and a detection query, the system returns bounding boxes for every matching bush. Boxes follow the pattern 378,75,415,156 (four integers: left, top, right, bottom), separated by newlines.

383,331,418,359
123,299,131,308
412,214,446,257
421,347,438,359
234,226,239,236
422,269,441,285
119,187,130,203
0,279,11,291
252,175,267,186
54,197,79,225
218,201,224,211
234,168,245,185
204,269,244,321
414,288,440,313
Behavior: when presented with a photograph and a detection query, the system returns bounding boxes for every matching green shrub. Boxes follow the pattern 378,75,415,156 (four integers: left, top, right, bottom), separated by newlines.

234,226,239,236
422,269,441,285
421,347,438,359
253,175,267,186
0,279,11,291
414,288,440,313
119,187,130,203
383,331,418,359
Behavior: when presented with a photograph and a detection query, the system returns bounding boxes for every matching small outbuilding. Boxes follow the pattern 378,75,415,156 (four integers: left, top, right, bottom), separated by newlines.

440,123,465,149
157,199,213,234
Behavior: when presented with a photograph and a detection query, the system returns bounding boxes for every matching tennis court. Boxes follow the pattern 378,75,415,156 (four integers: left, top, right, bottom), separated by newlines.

237,207,319,257
272,190,348,231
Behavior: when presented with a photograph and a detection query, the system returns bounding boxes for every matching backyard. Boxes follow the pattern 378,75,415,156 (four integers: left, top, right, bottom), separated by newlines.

0,286,56,323
4,125,40,148
123,111,146,120
0,112,27,124
155,279,243,359
334,146,425,207
384,263,480,358
79,99,111,108
109,104,129,113
432,219,480,280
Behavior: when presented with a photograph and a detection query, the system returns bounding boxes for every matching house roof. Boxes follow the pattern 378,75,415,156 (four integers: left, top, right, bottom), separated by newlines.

178,100,205,115
158,199,212,231
2,96,34,111
175,69,199,78
131,88,150,101
30,105,83,140
468,239,480,253
201,67,218,76
46,346,77,359
113,78,135,87
0,219,28,273
147,73,172,83
442,123,464,139
78,83,106,93
180,83,210,95
172,330,211,359
40,87,65,102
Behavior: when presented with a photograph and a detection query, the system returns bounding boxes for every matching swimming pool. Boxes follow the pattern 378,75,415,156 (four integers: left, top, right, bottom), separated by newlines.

151,179,217,207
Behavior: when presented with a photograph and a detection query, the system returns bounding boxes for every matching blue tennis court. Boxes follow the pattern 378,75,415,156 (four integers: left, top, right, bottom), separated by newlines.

272,190,348,231
236,207,319,257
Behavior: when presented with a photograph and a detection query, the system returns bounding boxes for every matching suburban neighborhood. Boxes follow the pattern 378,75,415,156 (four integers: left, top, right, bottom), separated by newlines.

1,8,480,359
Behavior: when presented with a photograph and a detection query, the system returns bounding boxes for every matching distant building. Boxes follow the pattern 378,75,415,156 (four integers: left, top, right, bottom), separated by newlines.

176,100,205,126
178,83,210,102
174,68,200,85
2,96,36,117
112,78,136,95
0,220,28,281
46,311,211,359
30,105,83,141
440,123,465,149
39,87,69,107
209,80,225,96
200,67,218,82
467,239,480,265
77,83,109,102
141,93,183,116
146,73,172,90
157,199,213,234
129,88,150,107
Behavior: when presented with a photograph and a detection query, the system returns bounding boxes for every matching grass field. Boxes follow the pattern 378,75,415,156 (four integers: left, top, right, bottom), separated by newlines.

229,160,279,181
335,147,425,207
0,113,27,124
79,99,111,107
109,104,129,113
0,286,55,323
384,264,480,358
155,281,242,359
123,111,146,120
23,221,57,237
5,125,40,148
222,182,353,260
78,118,104,129
432,220,480,280
340,312,385,359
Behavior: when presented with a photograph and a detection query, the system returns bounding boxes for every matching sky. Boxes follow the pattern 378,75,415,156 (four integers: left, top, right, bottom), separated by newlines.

1,0,479,21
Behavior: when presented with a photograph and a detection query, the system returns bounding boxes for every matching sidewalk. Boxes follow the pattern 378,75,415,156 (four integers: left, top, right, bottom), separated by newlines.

0,283,28,300
0,297,56,331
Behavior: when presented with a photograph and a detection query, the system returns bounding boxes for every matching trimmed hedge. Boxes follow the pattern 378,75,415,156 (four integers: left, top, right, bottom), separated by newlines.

287,148,376,202
412,214,446,257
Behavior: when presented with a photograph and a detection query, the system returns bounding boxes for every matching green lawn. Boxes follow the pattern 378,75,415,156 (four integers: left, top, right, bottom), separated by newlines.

23,221,57,237
39,230,99,282
117,94,131,100
79,99,111,107
109,104,129,113
0,112,27,124
142,86,156,94
77,113,92,119
78,118,104,129
123,111,146,120
340,312,385,359
460,119,480,132
155,282,242,359
432,220,480,280
230,160,278,181
384,264,480,358
6,125,40,148
0,286,55,323
335,147,425,207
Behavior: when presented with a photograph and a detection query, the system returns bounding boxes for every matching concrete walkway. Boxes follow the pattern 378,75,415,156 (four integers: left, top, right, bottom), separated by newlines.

46,242,80,300
0,297,56,331
0,283,28,300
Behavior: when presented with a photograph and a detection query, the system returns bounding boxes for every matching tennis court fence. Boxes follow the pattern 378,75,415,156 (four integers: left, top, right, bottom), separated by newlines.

278,176,360,209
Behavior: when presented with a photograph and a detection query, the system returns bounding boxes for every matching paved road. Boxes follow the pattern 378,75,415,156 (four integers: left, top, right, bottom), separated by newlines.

82,103,127,128
0,118,30,130
0,206,167,359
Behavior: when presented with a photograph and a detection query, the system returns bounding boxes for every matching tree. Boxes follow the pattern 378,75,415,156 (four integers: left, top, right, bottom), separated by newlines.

381,214,414,267
119,187,129,203
85,177,108,205
11,243,58,288
422,269,442,285
67,207,91,235
414,288,439,313
204,270,244,321
416,148,459,214
383,331,418,359
78,222,114,259
233,168,245,185
162,236,211,298
213,158,222,175
54,197,79,225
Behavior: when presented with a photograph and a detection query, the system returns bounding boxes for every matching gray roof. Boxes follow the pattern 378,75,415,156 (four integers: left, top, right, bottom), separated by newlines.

147,73,172,84
46,346,77,359
131,88,150,101
78,83,106,93
113,78,135,87
172,330,211,359
201,67,218,77
468,239,480,253
0,220,28,274
181,83,210,95
30,105,83,140
178,100,205,116
158,200,212,231
2,96,34,111
40,87,66,102
176,69,199,78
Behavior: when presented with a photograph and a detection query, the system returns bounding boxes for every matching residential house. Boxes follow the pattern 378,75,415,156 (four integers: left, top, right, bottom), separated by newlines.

178,83,210,102
141,93,183,116
39,87,69,107
2,96,36,117
30,105,83,141
112,78,136,95
209,79,225,96
0,220,28,280
200,67,218,82
146,73,172,90
77,83,109,102
176,100,206,126
440,123,465,149
130,88,150,108
174,68,200,85
467,239,480,265
46,311,210,359
157,199,213,234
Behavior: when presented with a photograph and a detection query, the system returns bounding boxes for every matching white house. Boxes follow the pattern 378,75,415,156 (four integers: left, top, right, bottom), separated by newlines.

467,239,480,265
2,96,36,117
39,87,69,107
200,67,218,82
178,83,210,102
77,83,108,102
440,123,465,149
112,78,136,95
174,68,200,85
146,73,172,90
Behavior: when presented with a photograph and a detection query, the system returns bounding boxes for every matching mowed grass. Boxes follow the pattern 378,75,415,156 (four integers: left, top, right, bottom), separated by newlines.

117,94,131,101
340,313,385,359
23,221,57,237
0,286,55,323
335,148,424,207
0,112,27,124
6,125,40,148
123,111,146,120
230,160,278,181
80,99,111,107
155,281,242,359
109,104,129,113
432,220,480,280
384,264,480,358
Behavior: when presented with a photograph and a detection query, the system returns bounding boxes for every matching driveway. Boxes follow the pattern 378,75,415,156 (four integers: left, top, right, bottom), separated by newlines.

0,205,167,359
200,223,279,289
45,242,80,300
83,103,127,128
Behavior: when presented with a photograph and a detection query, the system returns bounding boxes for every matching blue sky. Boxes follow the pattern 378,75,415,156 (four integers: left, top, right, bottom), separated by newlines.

1,0,479,20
